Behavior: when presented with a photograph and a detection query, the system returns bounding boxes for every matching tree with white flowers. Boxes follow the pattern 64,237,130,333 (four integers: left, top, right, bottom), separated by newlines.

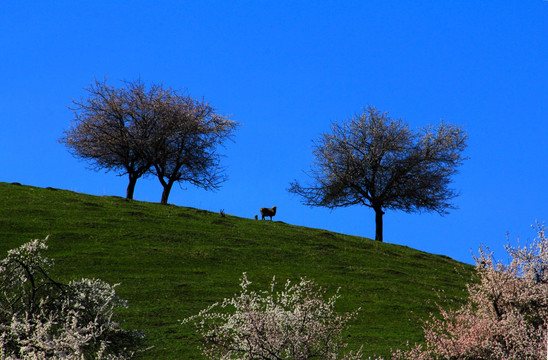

0,236,142,359
183,273,383,360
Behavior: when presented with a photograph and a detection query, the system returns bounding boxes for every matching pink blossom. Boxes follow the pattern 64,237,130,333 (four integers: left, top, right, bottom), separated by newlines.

393,223,548,360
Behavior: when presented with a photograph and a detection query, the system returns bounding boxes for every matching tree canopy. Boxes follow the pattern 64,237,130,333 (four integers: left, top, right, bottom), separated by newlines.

289,106,467,242
60,79,238,204
145,94,237,205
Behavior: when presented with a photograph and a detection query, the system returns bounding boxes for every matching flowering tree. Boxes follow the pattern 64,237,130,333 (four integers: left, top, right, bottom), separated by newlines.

0,236,142,359
393,224,548,360
61,78,238,204
289,106,467,242
60,79,156,200
183,273,379,360
147,95,238,205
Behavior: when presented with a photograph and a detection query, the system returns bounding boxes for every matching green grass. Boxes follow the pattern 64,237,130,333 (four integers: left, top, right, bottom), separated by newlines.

0,182,473,359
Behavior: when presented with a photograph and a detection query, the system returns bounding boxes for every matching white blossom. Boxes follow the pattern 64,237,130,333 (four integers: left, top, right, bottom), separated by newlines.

0,237,142,359
184,273,384,360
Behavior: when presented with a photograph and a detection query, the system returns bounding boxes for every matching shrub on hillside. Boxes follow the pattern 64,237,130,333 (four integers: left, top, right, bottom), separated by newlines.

0,236,142,359
393,224,548,360
183,273,383,360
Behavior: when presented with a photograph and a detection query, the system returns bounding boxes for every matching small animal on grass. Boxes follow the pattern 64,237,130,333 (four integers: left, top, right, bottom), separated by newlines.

260,206,277,220
254,215,258,220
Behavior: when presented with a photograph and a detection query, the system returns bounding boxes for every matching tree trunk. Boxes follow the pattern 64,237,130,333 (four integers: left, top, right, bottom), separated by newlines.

126,174,138,200
374,206,385,242
160,180,174,205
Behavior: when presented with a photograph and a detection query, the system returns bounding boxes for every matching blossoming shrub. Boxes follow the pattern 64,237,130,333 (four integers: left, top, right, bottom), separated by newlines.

0,236,142,359
393,224,548,360
183,273,379,360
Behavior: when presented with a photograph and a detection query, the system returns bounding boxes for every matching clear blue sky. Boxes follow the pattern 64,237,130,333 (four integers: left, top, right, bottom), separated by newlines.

1,1,547,264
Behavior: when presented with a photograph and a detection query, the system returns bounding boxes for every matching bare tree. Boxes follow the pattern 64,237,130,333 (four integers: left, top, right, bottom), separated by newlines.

289,106,467,242
61,79,238,204
148,95,237,205
60,79,160,200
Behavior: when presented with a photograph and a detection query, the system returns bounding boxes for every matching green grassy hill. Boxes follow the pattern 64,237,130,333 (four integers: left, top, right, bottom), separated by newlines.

0,182,473,359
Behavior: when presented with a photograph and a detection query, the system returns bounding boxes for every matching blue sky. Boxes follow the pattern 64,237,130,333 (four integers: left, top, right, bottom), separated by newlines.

1,1,547,264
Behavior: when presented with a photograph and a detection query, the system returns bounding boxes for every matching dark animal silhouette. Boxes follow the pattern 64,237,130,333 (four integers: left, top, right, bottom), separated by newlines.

260,206,277,220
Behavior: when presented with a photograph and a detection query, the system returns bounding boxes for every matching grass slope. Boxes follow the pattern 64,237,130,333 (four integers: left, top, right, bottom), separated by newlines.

0,182,473,359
